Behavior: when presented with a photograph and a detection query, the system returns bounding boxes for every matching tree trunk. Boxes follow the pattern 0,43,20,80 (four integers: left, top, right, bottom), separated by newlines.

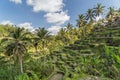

20,60,23,74
43,41,46,66
19,55,23,74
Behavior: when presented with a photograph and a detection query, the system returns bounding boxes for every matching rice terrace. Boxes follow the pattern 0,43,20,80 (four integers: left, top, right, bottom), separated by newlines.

0,0,120,80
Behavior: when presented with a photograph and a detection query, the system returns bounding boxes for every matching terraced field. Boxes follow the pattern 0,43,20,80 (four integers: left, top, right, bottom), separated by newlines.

47,24,120,80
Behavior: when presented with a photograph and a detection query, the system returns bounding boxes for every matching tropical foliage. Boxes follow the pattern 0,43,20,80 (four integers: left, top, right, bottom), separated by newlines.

0,4,120,80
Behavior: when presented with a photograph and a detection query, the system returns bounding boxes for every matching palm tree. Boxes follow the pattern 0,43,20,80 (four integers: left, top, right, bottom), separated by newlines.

1,27,30,74
76,14,87,28
33,27,50,55
58,28,66,36
32,36,39,54
86,9,95,22
106,7,115,18
118,8,120,13
57,28,68,44
65,23,77,44
93,3,105,16
66,23,73,32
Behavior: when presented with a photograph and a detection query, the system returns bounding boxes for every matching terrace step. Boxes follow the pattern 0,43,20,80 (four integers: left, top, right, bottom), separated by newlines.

65,44,89,50
93,27,120,32
93,30,120,35
80,49,92,54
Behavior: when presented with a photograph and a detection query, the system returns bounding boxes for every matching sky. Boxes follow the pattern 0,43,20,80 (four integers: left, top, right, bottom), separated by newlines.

0,0,120,34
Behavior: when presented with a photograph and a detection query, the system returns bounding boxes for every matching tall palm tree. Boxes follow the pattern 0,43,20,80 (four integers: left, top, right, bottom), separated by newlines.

58,28,66,36
93,3,105,16
33,27,50,55
106,7,115,18
85,9,95,22
76,14,87,28
1,27,30,74
57,28,67,44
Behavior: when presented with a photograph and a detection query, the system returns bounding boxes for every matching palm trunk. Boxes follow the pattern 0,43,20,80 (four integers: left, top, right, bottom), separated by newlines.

19,55,23,74
90,17,93,23
43,41,45,63
20,60,23,74
43,41,46,66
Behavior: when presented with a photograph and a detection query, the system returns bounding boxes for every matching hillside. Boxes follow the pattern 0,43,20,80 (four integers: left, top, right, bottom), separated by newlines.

0,3,120,80
45,20,120,80
0,19,120,80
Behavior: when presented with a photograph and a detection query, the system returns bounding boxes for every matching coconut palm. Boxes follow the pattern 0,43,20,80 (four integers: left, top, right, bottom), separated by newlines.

1,27,31,74
33,27,50,55
86,9,95,22
93,3,105,16
106,7,115,18
58,28,66,36
76,14,87,28
57,28,68,44
65,23,73,32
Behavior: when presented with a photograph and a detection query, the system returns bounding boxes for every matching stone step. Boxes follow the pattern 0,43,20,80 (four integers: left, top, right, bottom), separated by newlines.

48,73,64,80
80,53,95,57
